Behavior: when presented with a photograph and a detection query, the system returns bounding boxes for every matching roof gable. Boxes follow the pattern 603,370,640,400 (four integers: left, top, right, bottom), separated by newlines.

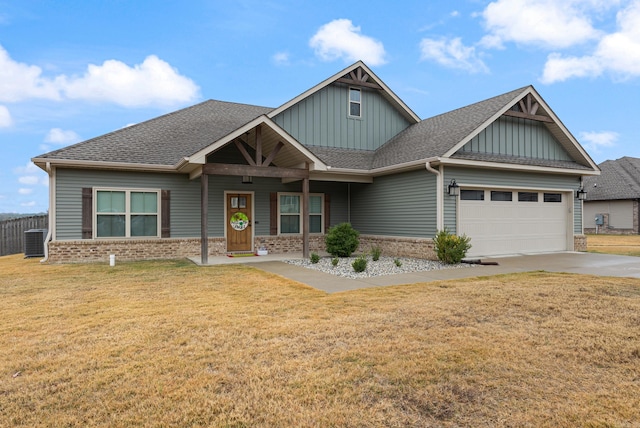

368,86,599,174
268,61,420,124
370,87,526,169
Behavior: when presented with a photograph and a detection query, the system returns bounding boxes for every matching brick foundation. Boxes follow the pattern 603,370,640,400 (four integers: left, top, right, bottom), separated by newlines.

358,235,437,260
47,234,438,263
573,235,587,252
48,233,584,263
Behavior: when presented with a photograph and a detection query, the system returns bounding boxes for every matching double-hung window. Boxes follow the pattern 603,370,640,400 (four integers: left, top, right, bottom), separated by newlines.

95,188,160,238
349,88,361,118
278,193,324,234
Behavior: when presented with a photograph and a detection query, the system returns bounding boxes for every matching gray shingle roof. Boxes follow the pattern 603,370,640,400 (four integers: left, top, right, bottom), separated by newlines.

451,152,593,171
371,87,527,169
583,157,640,200
36,100,274,166
306,146,374,170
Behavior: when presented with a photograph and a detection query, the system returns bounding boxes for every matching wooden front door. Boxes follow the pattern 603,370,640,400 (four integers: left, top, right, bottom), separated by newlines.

226,193,252,252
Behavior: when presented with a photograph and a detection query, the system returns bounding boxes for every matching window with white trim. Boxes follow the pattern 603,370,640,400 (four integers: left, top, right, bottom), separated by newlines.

278,193,324,234
95,188,160,238
349,87,361,117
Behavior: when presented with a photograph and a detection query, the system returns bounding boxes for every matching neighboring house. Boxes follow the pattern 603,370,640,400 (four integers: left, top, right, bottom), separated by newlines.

583,157,640,234
32,61,600,263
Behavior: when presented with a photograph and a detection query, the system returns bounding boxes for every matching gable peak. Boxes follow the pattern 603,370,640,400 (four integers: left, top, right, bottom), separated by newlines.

504,92,553,123
336,65,382,90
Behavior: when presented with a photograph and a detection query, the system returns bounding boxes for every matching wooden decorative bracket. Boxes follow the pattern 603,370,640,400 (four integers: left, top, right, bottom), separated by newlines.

336,66,382,90
503,94,553,123
234,125,286,168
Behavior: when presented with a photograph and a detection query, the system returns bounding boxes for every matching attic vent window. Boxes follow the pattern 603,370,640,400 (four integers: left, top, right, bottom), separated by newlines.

349,88,361,117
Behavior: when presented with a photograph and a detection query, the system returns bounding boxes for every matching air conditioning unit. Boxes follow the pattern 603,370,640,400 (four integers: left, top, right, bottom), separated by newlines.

24,229,48,258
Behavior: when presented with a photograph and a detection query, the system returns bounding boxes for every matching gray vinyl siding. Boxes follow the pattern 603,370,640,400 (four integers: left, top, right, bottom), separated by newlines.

350,169,437,237
583,200,634,229
443,166,583,234
55,168,349,240
461,116,573,161
56,169,202,240
272,84,411,151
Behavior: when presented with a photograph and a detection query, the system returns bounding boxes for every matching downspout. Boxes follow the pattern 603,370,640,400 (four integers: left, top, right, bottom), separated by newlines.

425,159,443,231
40,162,54,263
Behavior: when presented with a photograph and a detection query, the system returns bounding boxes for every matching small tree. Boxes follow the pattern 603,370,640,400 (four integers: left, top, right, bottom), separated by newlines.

325,223,360,257
434,228,471,264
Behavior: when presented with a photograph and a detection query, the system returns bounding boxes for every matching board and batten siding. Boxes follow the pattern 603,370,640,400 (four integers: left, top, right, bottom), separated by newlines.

443,167,583,234
350,169,437,237
461,116,573,161
272,84,411,151
55,168,350,240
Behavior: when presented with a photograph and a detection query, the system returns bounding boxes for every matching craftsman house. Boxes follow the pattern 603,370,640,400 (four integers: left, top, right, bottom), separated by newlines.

583,157,640,234
32,61,600,263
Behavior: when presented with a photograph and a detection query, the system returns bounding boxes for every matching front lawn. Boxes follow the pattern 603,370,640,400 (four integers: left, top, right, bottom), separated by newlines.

587,234,640,256
1,255,639,427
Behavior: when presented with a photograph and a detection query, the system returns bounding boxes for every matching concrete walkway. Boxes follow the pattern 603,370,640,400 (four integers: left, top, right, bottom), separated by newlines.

190,252,640,293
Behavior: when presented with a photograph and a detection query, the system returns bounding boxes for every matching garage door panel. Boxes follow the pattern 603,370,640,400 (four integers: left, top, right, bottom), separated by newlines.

459,190,568,257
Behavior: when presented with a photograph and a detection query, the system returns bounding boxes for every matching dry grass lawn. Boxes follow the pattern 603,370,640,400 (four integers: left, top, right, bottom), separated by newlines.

1,254,639,427
587,234,640,257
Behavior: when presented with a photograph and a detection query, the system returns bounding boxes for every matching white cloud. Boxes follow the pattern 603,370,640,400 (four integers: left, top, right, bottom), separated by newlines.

18,188,33,195
0,104,12,127
0,44,199,107
0,45,61,102
541,1,640,83
541,53,603,83
18,175,40,185
272,51,290,65
579,130,619,152
45,128,80,144
14,162,47,187
480,0,602,49
14,162,40,175
420,37,489,73
309,19,387,66
61,55,200,107
20,201,36,208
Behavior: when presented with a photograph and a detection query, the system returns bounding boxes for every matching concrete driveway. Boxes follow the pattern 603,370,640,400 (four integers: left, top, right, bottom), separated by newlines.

245,252,640,293
486,252,640,279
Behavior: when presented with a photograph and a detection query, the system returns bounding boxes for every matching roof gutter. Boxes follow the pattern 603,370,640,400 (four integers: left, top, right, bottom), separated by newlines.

425,158,444,231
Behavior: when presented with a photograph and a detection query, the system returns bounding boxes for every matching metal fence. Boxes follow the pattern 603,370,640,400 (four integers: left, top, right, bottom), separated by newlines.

0,215,48,257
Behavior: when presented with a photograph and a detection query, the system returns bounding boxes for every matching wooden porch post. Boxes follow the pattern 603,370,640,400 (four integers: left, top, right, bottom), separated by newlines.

302,170,309,259
201,172,209,265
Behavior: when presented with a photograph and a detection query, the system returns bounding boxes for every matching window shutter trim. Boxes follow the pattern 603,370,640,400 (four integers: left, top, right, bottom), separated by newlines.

270,192,278,235
161,190,170,238
324,194,330,233
81,188,92,239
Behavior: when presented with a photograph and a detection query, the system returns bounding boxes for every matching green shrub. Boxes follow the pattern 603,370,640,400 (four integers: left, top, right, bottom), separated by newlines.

434,228,472,264
352,255,368,273
394,258,402,267
371,246,382,261
331,257,339,267
310,252,320,264
325,223,360,257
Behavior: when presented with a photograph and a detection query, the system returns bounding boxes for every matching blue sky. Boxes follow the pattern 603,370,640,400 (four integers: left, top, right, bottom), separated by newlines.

1,0,639,213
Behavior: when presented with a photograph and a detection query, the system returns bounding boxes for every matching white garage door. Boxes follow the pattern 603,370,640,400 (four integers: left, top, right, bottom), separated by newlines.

458,189,569,257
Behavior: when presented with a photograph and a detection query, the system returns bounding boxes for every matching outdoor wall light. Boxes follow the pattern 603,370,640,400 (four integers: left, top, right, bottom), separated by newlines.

242,176,253,184
576,186,587,200
448,179,460,197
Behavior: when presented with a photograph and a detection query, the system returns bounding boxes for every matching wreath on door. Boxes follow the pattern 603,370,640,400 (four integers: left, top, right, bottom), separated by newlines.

230,212,249,231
